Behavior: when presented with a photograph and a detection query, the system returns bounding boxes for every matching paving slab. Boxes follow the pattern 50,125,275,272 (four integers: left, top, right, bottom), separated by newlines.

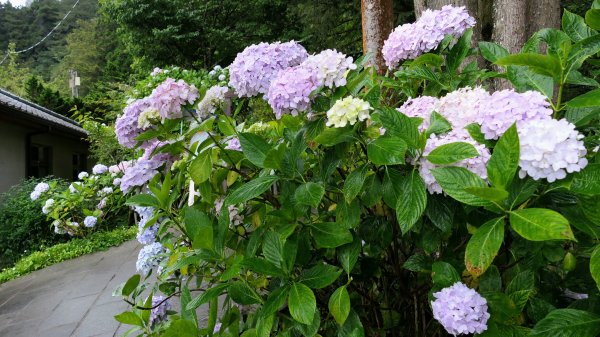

0,240,141,337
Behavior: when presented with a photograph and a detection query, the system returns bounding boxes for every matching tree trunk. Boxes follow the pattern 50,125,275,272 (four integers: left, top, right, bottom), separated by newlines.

527,0,561,36
361,0,395,74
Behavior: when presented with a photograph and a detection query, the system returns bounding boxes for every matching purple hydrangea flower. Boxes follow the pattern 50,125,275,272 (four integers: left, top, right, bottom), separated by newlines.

397,96,439,132
119,159,162,194
267,65,320,119
419,129,490,194
518,118,588,182
382,5,475,68
435,87,488,130
225,138,242,151
136,242,166,275
149,296,171,326
301,49,357,88
135,206,159,245
149,78,199,120
150,67,163,76
229,41,308,97
479,90,553,140
83,216,97,228
92,164,108,175
115,97,153,148
432,282,490,335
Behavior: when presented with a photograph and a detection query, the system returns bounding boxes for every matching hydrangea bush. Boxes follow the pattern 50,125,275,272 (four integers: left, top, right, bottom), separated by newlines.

109,5,600,337
31,163,128,236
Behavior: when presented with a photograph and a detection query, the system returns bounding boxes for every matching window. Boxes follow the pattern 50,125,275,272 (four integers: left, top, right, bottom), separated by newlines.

28,144,52,178
72,153,87,180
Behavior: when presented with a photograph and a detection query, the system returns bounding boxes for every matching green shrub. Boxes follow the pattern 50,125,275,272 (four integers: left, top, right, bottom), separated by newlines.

0,225,136,283
0,178,67,268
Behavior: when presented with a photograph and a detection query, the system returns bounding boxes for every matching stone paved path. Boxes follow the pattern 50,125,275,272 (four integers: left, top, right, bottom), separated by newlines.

0,240,141,337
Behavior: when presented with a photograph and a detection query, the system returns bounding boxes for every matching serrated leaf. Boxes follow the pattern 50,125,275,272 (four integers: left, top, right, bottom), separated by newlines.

376,107,421,148
478,41,509,62
311,222,353,248
189,150,212,184
395,171,427,234
464,187,509,201
239,132,271,167
338,240,360,274
571,164,600,195
314,126,355,146
114,312,143,326
465,217,505,277
294,182,325,207
591,245,600,291
567,88,600,108
184,207,213,250
229,281,263,305
586,9,600,30
329,286,351,325
223,175,278,206
186,284,228,311
487,124,519,189
509,208,575,241
431,167,492,206
432,261,460,287
367,135,407,165
288,283,316,324
427,142,479,165
125,194,160,207
531,309,600,337
260,286,289,318
121,274,140,297
343,166,367,203
496,54,561,81
299,264,342,289
563,9,597,42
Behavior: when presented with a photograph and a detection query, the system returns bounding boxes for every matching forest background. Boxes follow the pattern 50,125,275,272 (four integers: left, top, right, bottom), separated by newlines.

0,0,595,121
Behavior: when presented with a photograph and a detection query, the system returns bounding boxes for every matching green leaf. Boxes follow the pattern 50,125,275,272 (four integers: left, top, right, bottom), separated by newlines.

184,207,213,250
563,9,597,42
180,286,197,324
162,319,198,337
114,312,143,326
566,106,600,126
338,240,360,274
426,111,452,136
260,286,289,318
367,135,407,165
447,28,473,72
496,54,561,81
186,284,229,311
432,261,460,288
410,53,444,67
239,132,271,168
241,257,284,277
224,175,278,206
531,309,600,337
567,88,600,108
431,167,492,206
571,164,600,195
229,281,263,305
509,208,575,241
262,231,284,268
484,291,520,322
121,274,140,297
294,182,325,207
314,126,355,146
375,107,421,148
487,124,519,189
465,123,495,148
189,150,212,184
329,286,351,325
343,166,367,203
465,217,505,277
478,41,509,63
125,194,160,207
480,321,531,337
508,66,554,99
395,171,427,234
591,245,600,291
567,34,600,77
288,283,316,325
311,222,353,248
299,264,342,289
464,187,509,201
586,9,600,30
427,142,479,165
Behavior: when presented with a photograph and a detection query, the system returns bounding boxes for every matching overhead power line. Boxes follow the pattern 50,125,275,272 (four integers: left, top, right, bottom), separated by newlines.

0,0,81,66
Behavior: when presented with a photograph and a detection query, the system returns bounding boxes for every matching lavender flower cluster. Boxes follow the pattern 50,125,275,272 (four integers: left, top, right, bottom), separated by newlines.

197,85,229,117
229,41,308,97
135,206,159,245
136,242,166,275
267,49,356,119
115,78,198,148
120,141,175,193
149,296,171,326
431,282,490,335
382,5,475,68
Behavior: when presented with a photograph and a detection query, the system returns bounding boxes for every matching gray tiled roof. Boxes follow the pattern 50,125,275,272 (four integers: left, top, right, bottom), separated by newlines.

0,88,86,135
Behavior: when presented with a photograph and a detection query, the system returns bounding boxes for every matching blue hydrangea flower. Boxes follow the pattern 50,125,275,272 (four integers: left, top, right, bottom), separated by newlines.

149,295,171,326
83,216,97,228
136,242,166,275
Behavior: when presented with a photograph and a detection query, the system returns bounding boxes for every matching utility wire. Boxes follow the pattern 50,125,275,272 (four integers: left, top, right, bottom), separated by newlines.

0,0,81,65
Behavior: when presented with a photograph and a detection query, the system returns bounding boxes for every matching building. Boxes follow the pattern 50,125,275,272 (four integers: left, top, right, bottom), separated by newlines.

0,88,90,193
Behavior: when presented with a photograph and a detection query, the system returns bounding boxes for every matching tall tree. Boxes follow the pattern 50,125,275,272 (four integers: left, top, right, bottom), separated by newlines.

361,0,395,73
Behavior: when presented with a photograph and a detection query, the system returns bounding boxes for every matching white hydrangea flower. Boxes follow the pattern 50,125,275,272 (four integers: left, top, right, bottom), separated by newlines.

78,171,89,180
197,85,229,117
518,119,588,182
30,190,42,201
326,96,372,128
92,164,108,175
42,198,55,214
137,108,159,129
435,87,488,130
301,49,356,88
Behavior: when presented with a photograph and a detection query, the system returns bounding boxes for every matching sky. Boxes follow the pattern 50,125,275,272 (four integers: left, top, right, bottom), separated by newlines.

0,0,28,7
